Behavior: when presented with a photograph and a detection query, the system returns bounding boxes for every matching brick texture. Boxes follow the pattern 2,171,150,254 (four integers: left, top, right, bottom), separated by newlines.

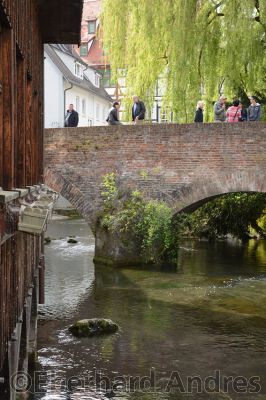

44,122,266,225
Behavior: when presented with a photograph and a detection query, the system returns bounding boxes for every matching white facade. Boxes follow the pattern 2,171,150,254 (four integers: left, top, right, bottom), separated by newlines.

44,53,65,128
44,45,111,128
64,82,110,127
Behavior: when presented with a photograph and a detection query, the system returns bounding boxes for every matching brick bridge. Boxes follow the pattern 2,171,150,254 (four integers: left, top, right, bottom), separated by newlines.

44,123,266,226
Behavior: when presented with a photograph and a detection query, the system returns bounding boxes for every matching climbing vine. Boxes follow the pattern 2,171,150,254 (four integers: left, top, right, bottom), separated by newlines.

101,0,266,122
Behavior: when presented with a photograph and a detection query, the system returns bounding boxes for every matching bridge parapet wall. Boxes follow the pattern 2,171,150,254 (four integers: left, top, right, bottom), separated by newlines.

44,123,266,222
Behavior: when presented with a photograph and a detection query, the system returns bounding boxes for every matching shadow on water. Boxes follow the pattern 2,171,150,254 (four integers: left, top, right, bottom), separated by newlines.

32,219,266,400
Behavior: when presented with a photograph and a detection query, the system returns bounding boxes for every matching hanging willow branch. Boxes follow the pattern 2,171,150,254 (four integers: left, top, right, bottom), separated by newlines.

101,0,266,122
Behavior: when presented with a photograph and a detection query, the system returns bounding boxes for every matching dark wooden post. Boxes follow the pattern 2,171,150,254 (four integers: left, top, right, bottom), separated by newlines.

2,26,15,190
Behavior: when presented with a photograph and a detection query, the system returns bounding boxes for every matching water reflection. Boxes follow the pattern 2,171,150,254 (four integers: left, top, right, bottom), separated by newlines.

34,220,266,400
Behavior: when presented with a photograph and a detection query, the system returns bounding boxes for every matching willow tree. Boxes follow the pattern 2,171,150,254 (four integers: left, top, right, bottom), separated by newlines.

100,0,266,122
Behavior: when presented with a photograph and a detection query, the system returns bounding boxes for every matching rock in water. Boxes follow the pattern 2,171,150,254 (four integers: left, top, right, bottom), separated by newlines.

69,318,119,337
67,238,78,244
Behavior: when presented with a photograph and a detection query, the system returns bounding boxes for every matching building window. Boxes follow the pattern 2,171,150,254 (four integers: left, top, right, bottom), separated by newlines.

82,99,86,115
102,108,106,121
80,44,88,56
88,20,96,34
96,104,100,120
95,74,100,87
76,96,80,113
75,62,83,78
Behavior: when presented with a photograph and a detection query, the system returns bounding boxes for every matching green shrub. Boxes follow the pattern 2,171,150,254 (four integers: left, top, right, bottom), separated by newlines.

99,173,178,263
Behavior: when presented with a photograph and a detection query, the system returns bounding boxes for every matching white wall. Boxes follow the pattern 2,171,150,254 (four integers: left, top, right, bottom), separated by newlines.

64,82,111,126
44,53,64,128
45,47,111,128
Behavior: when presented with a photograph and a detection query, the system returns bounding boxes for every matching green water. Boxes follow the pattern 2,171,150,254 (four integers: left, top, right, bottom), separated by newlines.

33,219,266,400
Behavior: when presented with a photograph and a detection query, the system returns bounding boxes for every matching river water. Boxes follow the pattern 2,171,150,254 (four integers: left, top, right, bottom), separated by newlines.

32,218,266,400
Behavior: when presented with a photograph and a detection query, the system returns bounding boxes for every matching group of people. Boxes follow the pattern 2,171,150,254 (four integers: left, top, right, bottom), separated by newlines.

106,95,146,125
64,94,261,128
195,95,262,123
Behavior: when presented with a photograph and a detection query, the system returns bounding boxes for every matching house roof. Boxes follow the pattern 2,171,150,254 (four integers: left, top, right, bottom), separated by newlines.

38,0,83,44
51,44,88,66
44,44,112,103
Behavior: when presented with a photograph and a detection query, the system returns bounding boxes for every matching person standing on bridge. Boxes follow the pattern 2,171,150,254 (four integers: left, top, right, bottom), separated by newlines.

226,99,242,122
247,96,261,121
132,95,146,124
194,101,204,123
213,95,227,122
106,102,122,125
64,104,79,127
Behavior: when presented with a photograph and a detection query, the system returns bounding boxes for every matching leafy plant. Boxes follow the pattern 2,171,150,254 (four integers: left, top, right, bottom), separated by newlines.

99,173,179,263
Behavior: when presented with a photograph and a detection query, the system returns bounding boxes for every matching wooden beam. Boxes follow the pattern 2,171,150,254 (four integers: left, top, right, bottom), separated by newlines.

15,52,26,187
2,26,15,190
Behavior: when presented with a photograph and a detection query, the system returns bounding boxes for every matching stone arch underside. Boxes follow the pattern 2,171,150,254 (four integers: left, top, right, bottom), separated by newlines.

171,169,266,214
44,167,101,226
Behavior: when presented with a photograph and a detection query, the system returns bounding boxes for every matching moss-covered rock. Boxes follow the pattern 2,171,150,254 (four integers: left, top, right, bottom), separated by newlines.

69,318,119,337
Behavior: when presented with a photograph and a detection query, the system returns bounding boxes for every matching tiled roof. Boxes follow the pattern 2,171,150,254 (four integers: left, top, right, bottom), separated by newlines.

44,44,112,102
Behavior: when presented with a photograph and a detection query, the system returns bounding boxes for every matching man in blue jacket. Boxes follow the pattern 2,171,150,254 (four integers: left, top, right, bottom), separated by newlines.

132,95,146,124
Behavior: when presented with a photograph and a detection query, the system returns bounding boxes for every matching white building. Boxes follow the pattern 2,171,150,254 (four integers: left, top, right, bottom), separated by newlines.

44,44,112,128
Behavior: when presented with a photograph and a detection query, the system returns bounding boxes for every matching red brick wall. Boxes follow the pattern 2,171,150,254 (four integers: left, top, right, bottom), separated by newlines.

44,122,266,224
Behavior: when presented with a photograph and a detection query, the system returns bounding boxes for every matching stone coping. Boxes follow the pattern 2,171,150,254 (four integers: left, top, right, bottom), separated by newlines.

0,191,20,203
0,185,42,203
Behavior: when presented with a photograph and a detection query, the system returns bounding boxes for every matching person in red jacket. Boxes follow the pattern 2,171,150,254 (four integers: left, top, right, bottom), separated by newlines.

226,99,242,123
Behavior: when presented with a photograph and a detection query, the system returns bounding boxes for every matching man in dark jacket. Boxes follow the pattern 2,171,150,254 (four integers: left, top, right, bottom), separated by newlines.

106,102,122,125
64,104,79,127
132,95,146,124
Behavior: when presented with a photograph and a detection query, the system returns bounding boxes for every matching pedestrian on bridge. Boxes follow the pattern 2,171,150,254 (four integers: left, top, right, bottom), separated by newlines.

64,104,79,127
194,101,204,123
226,99,242,122
213,95,227,122
106,102,122,125
132,95,146,124
247,96,261,121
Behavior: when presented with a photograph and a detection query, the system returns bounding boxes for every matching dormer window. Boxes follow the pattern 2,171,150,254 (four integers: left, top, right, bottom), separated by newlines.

80,43,88,56
75,62,83,78
88,20,96,34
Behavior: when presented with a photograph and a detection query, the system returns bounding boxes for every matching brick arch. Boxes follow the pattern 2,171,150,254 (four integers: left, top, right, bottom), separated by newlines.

44,168,96,225
172,169,266,214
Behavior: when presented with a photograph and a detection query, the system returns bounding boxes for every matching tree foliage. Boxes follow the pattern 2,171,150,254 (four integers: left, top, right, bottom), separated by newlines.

101,0,266,122
182,192,266,240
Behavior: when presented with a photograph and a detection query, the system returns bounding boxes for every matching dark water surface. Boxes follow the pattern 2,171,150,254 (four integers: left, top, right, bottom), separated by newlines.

32,219,266,400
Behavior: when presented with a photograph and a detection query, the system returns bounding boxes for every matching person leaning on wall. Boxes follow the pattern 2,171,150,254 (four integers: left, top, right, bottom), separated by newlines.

106,102,122,125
